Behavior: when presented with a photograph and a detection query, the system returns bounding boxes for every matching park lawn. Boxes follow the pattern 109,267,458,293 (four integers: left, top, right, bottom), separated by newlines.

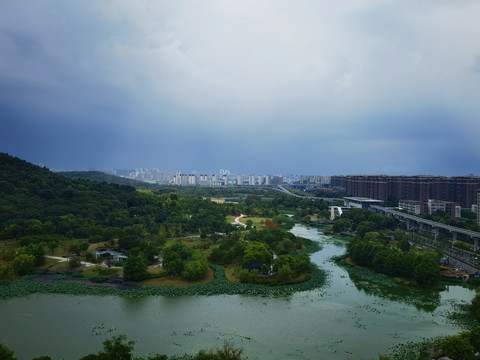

39,257,60,269
147,266,166,276
49,261,70,271
224,265,241,282
87,241,110,252
45,237,109,257
173,237,214,257
82,266,120,279
226,215,237,224
226,215,269,229
178,236,209,248
240,216,269,229
48,239,76,257
140,267,215,287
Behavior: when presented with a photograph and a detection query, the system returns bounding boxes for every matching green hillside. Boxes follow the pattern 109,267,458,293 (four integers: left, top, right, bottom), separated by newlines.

59,170,158,189
0,153,230,241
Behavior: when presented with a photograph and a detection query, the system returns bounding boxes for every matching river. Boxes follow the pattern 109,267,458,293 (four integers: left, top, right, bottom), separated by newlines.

0,224,475,360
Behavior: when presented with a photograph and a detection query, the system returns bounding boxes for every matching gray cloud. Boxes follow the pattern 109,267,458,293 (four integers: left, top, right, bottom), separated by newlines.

1,0,480,175
472,56,480,73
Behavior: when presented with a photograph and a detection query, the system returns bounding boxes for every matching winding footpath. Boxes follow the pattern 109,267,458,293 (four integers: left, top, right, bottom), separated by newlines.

233,214,247,228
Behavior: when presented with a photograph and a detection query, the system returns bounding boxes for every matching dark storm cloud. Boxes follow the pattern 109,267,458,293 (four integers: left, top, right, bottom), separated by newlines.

1,1,480,175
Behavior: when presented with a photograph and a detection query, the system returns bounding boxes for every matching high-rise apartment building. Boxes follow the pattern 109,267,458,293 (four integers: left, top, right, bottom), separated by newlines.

333,175,480,208
477,190,480,226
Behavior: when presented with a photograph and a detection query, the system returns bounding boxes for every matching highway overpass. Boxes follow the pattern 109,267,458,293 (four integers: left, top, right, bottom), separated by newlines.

371,205,480,249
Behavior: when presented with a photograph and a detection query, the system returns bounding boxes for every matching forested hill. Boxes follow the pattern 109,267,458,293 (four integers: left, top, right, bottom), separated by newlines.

0,153,232,241
0,152,140,227
59,171,157,189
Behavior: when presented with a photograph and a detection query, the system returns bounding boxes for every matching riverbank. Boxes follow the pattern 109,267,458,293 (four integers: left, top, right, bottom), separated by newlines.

0,264,327,299
0,223,477,360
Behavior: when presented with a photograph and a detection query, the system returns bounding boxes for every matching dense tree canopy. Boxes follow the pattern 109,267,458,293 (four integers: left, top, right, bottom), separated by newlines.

123,253,148,281
347,230,441,285
0,153,316,286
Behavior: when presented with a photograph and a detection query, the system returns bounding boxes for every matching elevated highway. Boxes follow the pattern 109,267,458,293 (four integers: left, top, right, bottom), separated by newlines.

275,185,342,203
371,205,480,249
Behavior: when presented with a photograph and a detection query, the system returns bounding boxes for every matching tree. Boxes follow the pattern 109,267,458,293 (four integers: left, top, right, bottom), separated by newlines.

332,218,351,233
47,241,58,254
194,342,244,360
398,238,411,252
182,255,209,281
0,263,13,280
0,344,16,360
356,221,377,238
470,293,480,322
102,335,135,360
118,235,141,251
123,253,148,281
414,257,439,285
25,219,44,235
441,334,475,360
260,263,270,274
68,257,82,269
80,335,135,360
469,326,480,352
277,264,293,282
164,254,184,275
291,253,311,275
23,244,45,266
4,224,21,238
69,241,89,256
146,355,168,360
12,253,35,275
363,232,381,243
208,247,225,264
242,242,272,268
162,241,193,275
383,250,403,277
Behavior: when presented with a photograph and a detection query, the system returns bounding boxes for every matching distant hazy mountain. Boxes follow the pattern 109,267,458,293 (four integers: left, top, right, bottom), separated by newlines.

59,171,158,189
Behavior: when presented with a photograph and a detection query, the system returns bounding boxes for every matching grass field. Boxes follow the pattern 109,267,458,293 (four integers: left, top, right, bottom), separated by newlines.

226,215,237,224
240,216,270,229
49,261,70,271
82,266,121,279
224,265,241,282
226,215,269,229
141,267,215,287
177,236,208,248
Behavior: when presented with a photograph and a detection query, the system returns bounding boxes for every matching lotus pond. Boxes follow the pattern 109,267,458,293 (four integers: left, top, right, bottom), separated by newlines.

0,224,476,360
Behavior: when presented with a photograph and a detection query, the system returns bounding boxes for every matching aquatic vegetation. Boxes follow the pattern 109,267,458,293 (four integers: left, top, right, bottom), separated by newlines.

0,264,327,299
387,336,445,360
335,257,443,312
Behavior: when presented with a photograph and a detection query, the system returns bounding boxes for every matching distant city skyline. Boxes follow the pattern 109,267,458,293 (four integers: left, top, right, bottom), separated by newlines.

2,2,480,175
51,164,479,178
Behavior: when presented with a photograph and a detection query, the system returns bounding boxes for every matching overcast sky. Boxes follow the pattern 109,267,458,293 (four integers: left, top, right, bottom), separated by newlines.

1,1,480,175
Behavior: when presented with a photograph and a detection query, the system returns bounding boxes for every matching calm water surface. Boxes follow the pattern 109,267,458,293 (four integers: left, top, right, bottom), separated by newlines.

0,224,475,360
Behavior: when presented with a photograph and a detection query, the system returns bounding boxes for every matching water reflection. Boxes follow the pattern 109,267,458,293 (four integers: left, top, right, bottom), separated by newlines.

346,268,441,312
0,224,475,360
